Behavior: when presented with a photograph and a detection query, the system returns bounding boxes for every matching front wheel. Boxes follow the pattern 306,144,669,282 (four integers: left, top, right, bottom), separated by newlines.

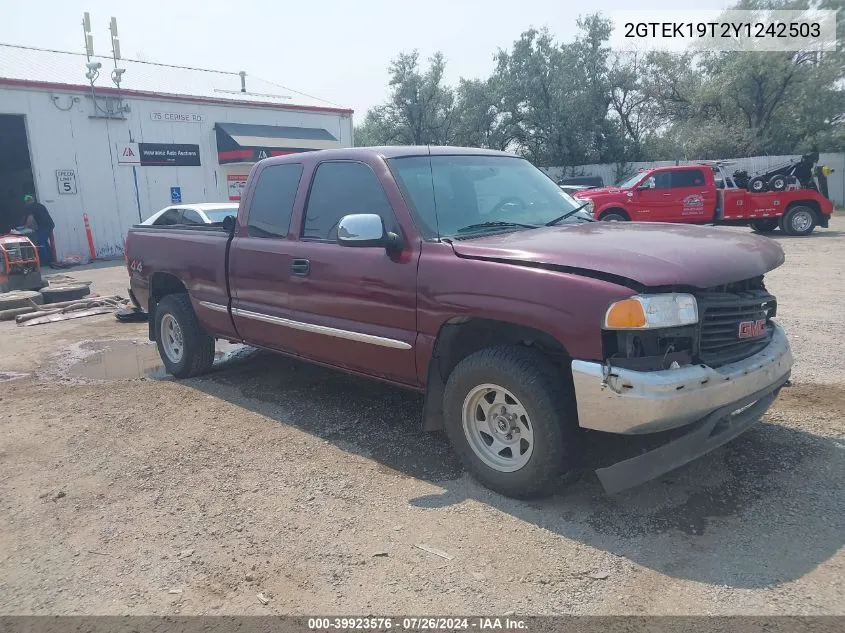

442,346,579,499
154,294,215,378
781,205,817,236
600,211,628,222
750,219,779,233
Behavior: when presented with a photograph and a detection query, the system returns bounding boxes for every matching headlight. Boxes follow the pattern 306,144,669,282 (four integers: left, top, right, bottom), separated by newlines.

604,294,698,330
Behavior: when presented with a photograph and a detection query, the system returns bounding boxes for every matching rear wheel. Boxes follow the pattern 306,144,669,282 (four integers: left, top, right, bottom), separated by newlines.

600,211,628,222
781,205,817,236
443,345,578,499
153,294,215,378
750,219,779,233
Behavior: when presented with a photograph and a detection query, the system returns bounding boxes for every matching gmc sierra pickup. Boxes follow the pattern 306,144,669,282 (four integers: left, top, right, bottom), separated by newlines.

126,146,793,499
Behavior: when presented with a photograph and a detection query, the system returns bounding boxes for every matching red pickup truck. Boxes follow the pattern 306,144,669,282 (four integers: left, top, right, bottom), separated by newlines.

126,146,793,499
573,164,833,236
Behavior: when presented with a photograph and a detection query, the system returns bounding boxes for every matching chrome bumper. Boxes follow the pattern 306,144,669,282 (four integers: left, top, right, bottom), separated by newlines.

571,323,792,435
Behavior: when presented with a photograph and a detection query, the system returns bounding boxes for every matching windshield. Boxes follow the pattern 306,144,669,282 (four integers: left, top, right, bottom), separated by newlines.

388,155,586,238
204,207,239,222
615,172,645,189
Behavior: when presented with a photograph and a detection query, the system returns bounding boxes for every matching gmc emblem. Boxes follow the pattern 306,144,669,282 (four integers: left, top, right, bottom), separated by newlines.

739,319,767,339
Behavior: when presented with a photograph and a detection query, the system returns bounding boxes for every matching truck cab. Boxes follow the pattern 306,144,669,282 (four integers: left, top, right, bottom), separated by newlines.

575,166,718,223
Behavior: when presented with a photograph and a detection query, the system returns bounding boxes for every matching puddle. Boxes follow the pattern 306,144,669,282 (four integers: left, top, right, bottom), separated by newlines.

0,371,28,382
67,339,249,381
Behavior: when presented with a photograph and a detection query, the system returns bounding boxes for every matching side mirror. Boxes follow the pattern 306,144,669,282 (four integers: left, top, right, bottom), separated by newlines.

637,178,654,190
337,213,402,251
221,214,236,236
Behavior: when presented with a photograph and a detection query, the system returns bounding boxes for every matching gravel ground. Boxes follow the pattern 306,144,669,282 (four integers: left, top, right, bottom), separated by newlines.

0,220,843,616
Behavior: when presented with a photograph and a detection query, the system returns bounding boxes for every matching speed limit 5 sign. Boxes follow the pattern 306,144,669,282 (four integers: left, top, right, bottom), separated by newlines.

56,169,77,195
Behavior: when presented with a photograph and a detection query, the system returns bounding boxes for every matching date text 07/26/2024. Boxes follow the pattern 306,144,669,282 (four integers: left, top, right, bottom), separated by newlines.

307,617,528,631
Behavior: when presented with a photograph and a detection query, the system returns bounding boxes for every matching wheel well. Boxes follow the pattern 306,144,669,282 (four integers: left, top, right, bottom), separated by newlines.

600,207,630,220
421,318,571,431
147,273,187,340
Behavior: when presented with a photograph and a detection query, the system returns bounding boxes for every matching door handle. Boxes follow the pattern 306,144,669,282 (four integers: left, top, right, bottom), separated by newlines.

662,193,672,196
291,258,310,276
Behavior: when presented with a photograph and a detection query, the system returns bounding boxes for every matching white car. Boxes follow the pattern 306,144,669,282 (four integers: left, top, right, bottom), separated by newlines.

141,203,239,226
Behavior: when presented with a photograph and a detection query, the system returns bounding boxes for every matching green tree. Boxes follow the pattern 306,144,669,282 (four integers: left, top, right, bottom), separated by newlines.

354,51,456,146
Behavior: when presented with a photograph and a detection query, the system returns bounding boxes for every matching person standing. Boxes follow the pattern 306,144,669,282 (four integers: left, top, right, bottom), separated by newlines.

22,194,55,265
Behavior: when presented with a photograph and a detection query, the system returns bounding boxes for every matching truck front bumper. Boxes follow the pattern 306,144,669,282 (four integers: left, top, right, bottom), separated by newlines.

571,323,792,493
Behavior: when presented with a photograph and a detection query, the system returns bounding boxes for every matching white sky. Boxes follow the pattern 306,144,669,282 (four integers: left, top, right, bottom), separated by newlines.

3,0,730,118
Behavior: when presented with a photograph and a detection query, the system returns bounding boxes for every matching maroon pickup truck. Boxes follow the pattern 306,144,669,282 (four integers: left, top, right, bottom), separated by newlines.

126,146,793,499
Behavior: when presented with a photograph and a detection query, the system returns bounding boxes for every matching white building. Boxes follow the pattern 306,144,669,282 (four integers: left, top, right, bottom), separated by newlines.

0,43,353,261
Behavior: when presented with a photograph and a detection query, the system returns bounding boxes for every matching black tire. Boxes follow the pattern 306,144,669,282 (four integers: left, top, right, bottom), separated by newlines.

40,283,91,304
781,205,817,236
750,219,779,233
749,177,767,193
153,294,215,378
768,175,788,191
600,211,628,222
442,345,579,499
0,290,43,311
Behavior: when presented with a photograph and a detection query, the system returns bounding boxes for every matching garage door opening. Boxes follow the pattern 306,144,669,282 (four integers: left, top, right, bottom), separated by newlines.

0,114,36,234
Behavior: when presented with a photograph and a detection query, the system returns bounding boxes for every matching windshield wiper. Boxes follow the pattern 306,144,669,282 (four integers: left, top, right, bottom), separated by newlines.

544,202,593,226
455,220,540,234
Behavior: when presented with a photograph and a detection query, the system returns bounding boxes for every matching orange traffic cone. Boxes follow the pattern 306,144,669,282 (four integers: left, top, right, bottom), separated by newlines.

83,213,96,261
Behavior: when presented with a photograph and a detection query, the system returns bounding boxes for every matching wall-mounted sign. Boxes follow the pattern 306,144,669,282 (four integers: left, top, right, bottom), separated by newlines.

56,169,77,195
117,142,201,166
227,174,248,201
139,143,201,167
171,186,182,203
117,142,141,165
150,111,205,123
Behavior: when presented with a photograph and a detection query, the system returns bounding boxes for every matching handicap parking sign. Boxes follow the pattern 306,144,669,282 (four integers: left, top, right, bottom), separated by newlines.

170,186,182,203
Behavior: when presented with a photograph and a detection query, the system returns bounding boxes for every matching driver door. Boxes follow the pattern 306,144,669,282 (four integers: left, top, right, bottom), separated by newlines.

629,170,672,221
283,159,420,385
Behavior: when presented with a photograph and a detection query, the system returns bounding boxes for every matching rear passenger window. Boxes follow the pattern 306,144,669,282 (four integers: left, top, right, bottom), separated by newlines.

247,163,304,238
672,169,705,188
154,208,182,226
182,209,204,225
302,161,396,241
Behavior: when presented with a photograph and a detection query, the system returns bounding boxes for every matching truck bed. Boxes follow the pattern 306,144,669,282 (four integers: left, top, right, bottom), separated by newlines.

125,224,238,340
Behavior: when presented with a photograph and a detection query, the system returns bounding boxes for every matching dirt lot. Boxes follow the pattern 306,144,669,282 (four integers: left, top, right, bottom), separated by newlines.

1,221,843,616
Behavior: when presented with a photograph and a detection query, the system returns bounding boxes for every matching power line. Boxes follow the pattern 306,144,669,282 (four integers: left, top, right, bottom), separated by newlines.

250,74,346,108
0,41,350,109
0,42,240,76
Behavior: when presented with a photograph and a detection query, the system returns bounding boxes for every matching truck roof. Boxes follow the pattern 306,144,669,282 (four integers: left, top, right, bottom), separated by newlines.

260,145,518,166
641,164,715,171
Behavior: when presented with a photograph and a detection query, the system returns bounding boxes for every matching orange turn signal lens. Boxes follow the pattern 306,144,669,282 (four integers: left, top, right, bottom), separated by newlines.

604,298,647,329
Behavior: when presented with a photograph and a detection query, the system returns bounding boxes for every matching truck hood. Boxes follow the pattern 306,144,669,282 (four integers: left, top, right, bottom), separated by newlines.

574,186,625,199
450,222,785,289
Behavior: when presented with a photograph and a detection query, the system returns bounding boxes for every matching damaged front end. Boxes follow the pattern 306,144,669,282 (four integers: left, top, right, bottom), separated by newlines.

570,275,793,493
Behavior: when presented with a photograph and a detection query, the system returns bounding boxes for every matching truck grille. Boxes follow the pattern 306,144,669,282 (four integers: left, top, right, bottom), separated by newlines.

695,277,777,367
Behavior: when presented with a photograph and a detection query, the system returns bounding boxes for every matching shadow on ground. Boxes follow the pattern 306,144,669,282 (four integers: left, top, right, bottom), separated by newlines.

761,229,844,239
150,345,843,590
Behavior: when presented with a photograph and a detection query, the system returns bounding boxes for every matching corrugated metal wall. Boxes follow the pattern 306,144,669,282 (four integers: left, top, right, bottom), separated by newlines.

542,153,845,205
0,85,352,261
